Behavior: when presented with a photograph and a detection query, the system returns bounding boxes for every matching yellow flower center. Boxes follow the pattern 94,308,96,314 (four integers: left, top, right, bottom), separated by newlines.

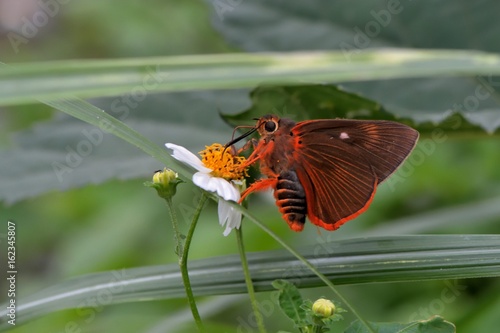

199,143,248,180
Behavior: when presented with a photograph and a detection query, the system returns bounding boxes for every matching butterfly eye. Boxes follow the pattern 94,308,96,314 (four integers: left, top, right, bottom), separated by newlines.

264,120,278,133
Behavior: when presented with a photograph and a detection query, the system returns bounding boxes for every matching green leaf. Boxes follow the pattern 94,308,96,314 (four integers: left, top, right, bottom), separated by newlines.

0,90,250,203
221,85,495,135
272,279,308,327
345,316,455,333
223,85,393,124
1,234,499,330
209,0,500,123
2,50,500,106
210,0,499,53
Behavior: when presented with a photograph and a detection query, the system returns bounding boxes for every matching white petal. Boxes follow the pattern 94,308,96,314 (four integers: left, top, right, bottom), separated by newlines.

218,200,242,236
218,199,231,227
165,143,212,173
224,209,242,236
213,178,240,202
194,176,242,236
193,172,212,190
194,172,221,193
193,172,240,202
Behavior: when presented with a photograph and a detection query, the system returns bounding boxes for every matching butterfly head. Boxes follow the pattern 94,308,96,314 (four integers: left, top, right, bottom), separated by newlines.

224,114,294,149
256,114,280,136
255,114,297,138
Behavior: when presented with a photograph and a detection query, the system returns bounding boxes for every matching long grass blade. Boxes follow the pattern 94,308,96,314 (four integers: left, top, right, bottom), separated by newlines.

3,50,500,105
1,234,499,330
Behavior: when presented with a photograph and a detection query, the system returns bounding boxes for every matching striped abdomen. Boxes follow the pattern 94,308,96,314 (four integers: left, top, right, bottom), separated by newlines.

274,170,307,231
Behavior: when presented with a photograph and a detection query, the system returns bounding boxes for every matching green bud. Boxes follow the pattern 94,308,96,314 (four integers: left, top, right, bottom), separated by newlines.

153,168,178,185
312,298,336,318
145,168,183,199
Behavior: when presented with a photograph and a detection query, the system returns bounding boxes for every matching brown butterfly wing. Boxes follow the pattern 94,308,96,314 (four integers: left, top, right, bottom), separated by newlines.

290,119,419,230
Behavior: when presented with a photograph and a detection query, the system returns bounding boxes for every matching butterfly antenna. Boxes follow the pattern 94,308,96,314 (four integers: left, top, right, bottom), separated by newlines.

224,126,257,149
223,118,263,156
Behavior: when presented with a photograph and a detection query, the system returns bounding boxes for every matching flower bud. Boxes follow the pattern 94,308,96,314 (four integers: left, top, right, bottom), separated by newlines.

145,168,182,199
312,298,336,318
153,168,178,186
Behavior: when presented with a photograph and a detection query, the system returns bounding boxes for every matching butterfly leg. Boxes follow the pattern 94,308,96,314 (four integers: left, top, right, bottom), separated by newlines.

241,139,277,169
239,177,277,203
235,138,258,155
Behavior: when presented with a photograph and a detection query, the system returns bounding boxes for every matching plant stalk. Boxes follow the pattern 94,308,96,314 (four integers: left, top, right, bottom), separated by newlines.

167,194,208,332
236,226,267,333
241,210,375,333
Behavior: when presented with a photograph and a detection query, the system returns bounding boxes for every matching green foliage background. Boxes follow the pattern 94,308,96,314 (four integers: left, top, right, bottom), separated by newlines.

1,1,500,332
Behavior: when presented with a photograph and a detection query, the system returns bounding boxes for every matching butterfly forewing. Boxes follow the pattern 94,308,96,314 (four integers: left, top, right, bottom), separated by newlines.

291,119,419,229
293,120,419,183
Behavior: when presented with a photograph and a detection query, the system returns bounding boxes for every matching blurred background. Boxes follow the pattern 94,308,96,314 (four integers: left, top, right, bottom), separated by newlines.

1,0,500,332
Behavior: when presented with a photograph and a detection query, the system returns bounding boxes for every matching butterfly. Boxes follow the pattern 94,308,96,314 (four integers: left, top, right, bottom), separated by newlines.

226,114,419,232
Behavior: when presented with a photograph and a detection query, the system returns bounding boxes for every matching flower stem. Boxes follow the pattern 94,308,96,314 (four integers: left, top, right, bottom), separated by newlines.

167,194,208,332
312,324,324,333
241,210,375,333
235,226,267,333
166,198,183,256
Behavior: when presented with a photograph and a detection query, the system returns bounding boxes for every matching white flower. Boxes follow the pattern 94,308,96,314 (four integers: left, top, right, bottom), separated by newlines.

165,143,243,236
